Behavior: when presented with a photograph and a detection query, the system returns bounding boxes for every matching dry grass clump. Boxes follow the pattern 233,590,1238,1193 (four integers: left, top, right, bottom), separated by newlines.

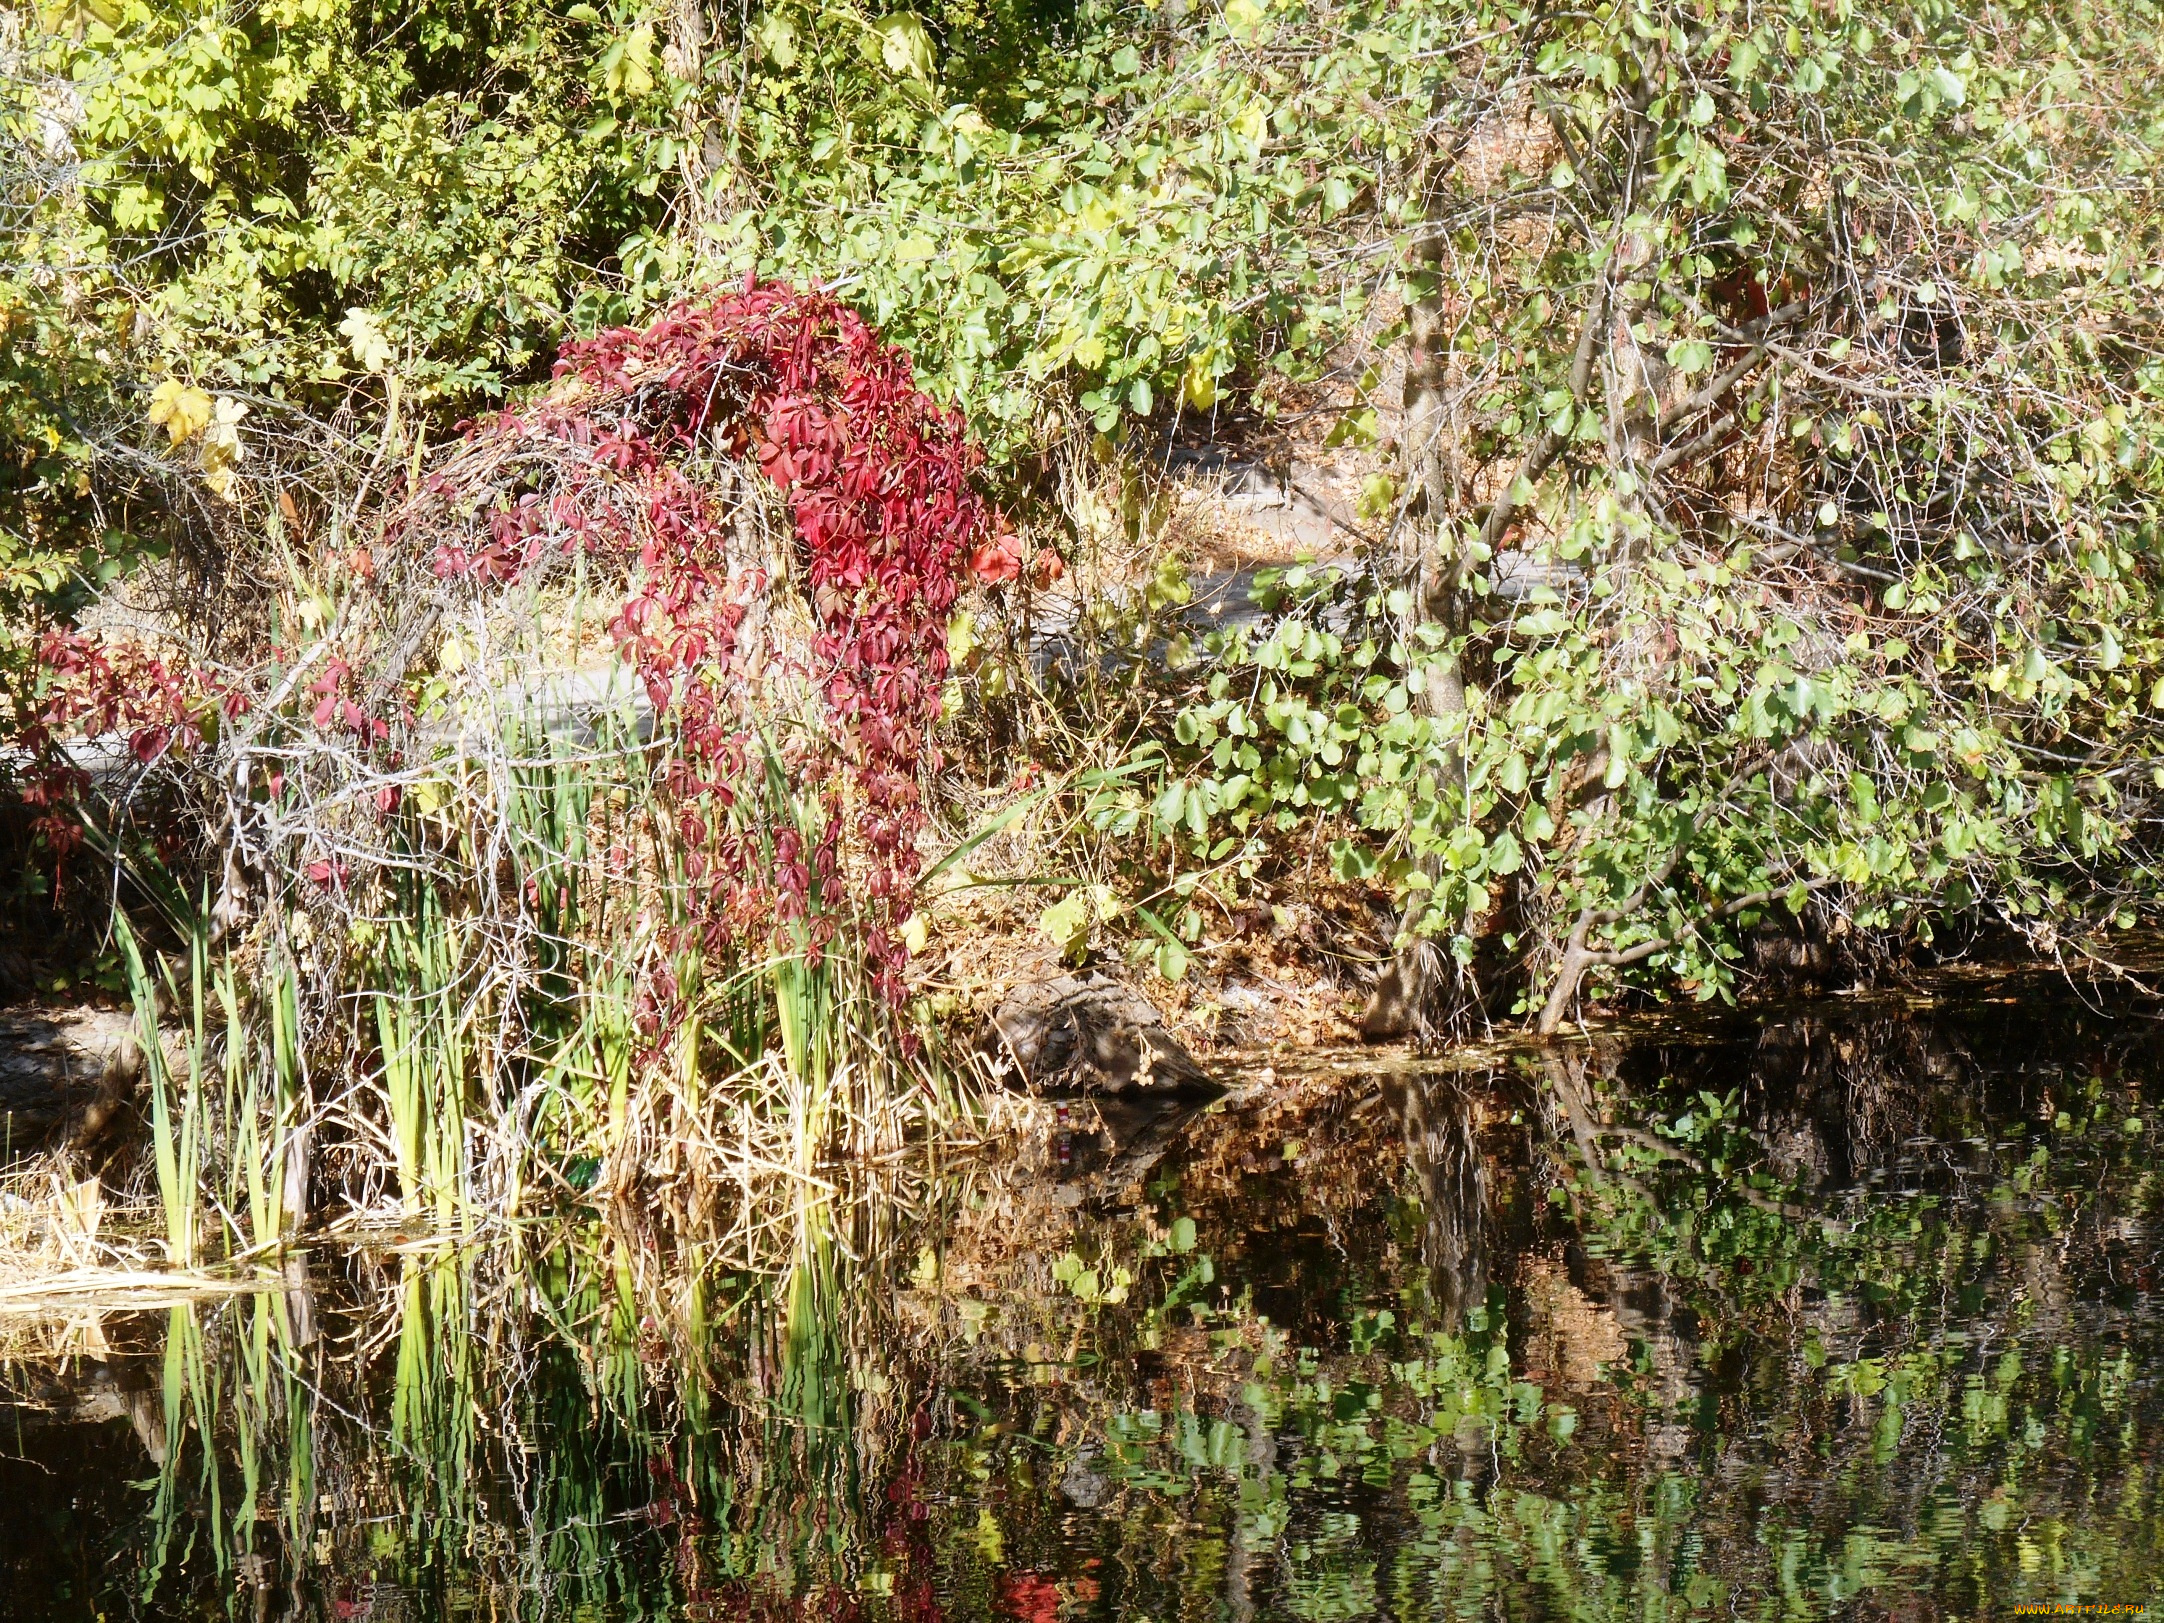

0,1165,276,1318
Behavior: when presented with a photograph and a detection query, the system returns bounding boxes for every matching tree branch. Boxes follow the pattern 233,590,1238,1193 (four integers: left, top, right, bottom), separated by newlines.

1476,272,1610,557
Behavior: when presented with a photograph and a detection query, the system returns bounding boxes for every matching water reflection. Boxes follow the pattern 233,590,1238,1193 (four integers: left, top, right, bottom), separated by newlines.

0,993,2159,1618
1395,1071,1487,1329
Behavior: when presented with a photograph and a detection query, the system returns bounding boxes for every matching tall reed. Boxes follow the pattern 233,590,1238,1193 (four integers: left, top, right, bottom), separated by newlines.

91,662,951,1266
111,1172,929,1616
117,916,201,1266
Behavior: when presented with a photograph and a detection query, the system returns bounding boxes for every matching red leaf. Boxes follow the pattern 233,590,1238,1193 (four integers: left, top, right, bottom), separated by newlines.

970,534,1023,584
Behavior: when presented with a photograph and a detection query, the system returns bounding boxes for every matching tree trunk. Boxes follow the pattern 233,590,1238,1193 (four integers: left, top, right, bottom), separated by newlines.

1361,240,1609,1041
1359,209,1470,1042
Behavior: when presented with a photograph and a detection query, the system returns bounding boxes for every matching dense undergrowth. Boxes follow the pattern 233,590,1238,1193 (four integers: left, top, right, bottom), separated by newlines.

5,0,2164,1240
5,283,1007,1255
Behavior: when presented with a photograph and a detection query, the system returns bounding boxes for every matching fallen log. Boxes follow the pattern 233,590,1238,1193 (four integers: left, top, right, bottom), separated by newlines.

976,973,1215,1097
0,1009,140,1157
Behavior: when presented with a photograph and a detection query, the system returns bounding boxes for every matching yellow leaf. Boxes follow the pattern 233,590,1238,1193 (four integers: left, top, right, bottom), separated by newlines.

198,396,248,500
945,609,977,665
607,24,655,96
147,379,212,446
340,308,393,374
1357,472,1399,522
1037,893,1091,961
1178,352,1218,411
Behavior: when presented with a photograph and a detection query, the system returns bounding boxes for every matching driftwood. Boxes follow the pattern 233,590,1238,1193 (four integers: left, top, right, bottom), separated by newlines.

977,973,1214,1096
0,1009,140,1156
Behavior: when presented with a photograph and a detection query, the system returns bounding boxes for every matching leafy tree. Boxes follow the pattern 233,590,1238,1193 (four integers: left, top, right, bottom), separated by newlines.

1061,0,2164,1028
53,0,690,394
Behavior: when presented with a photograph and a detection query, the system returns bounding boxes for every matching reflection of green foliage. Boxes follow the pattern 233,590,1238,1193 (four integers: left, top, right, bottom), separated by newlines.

1023,1275,2158,1617
36,1017,2164,1620
919,1037,2163,1618
1556,1056,2164,1338
113,1217,903,1619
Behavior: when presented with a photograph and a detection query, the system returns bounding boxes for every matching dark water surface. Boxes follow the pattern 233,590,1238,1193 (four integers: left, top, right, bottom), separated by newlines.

2,988,2159,1620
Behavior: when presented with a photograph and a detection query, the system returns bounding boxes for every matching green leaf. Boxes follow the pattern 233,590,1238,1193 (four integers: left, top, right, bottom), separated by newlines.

1152,937,1190,981
1038,893,1092,962
874,13,937,79
1137,906,1191,982
1665,338,1714,375
752,10,797,68
604,24,655,97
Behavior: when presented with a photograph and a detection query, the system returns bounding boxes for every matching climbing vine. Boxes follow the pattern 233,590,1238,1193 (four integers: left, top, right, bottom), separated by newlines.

16,285,1007,1036
426,281,1009,1002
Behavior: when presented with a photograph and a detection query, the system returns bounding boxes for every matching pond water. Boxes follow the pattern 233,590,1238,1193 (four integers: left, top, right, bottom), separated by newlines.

1,985,2159,1620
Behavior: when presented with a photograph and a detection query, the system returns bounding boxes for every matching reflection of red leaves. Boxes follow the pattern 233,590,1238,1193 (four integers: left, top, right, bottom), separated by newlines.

998,1572,1062,1623
970,530,1023,584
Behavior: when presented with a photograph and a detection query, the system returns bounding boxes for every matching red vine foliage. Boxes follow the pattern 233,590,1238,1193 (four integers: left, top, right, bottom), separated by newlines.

23,630,229,769
426,281,1010,1002
14,629,232,878
9,283,995,1047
